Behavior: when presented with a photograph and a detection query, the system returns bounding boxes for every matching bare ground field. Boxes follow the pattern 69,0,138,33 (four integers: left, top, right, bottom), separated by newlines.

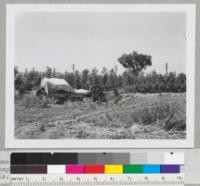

15,92,186,139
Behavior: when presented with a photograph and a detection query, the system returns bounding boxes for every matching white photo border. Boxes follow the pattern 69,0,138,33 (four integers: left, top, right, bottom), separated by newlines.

5,4,196,148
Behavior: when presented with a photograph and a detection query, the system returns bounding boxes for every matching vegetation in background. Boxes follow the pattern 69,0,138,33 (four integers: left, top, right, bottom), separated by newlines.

14,50,186,95
118,51,152,87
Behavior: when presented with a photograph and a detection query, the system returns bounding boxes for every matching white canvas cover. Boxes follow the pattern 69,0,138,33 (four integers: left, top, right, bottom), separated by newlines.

41,77,75,95
74,89,90,94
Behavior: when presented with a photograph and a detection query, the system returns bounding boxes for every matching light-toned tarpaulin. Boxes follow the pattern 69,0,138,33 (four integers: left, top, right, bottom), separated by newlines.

40,77,75,95
74,88,90,94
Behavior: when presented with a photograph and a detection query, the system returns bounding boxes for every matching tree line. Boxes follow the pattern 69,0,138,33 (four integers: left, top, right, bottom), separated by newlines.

14,51,186,95
14,66,186,94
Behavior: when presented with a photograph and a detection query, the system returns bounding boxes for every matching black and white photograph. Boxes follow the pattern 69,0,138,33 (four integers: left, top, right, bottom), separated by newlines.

6,4,195,148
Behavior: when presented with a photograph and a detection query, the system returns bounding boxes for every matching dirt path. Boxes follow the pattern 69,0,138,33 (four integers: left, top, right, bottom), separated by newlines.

15,103,132,138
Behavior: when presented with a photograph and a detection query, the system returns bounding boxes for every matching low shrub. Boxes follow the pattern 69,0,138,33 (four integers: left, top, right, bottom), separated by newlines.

124,85,137,93
135,102,171,125
139,107,157,125
164,112,186,131
39,124,46,132
133,100,185,131
20,94,49,108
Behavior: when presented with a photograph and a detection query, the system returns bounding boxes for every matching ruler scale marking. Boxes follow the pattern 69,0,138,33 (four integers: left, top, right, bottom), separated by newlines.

10,174,184,185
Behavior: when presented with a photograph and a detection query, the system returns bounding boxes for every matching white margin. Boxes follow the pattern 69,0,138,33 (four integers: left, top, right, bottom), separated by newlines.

5,4,196,148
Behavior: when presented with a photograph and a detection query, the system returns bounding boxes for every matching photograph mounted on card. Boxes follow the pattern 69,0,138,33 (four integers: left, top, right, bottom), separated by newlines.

5,4,195,148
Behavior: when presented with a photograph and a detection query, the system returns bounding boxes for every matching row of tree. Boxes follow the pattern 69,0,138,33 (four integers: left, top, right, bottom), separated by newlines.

14,51,186,94
15,66,186,94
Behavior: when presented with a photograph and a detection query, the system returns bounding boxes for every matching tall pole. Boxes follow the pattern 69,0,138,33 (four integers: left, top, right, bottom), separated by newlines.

165,63,168,76
72,64,76,89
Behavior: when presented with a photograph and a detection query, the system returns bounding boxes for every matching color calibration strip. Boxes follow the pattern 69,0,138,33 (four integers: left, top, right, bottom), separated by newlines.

11,164,181,174
10,152,184,174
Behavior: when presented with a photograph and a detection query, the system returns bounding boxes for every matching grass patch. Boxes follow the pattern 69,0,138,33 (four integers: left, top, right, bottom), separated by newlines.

133,99,185,131
15,92,186,139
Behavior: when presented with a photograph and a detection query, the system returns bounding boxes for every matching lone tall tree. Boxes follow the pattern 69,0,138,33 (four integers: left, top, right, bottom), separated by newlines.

118,51,152,77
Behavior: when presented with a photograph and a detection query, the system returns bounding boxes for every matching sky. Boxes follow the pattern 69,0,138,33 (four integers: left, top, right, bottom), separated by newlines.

15,11,186,74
